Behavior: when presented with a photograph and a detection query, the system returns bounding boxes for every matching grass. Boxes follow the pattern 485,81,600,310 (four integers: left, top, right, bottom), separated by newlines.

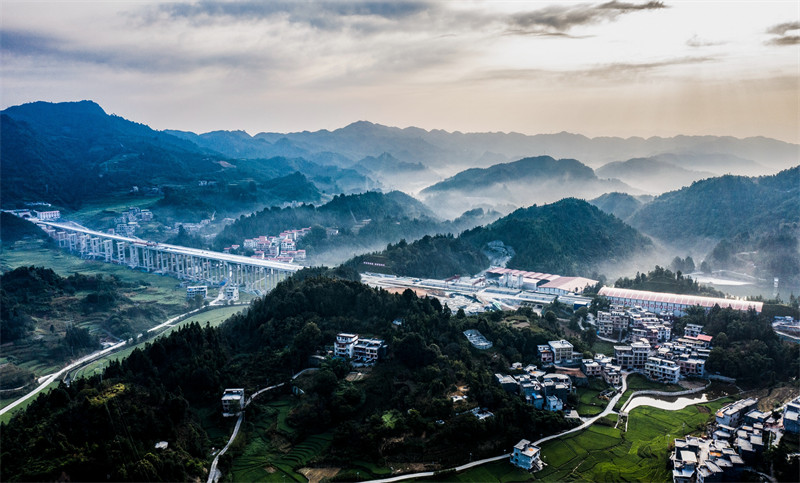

227,397,335,482
532,397,733,482
590,339,617,356
68,305,246,380
575,378,611,417
615,373,684,411
448,460,532,482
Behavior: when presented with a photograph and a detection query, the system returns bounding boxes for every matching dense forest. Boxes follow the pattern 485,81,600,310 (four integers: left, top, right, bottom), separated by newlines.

346,235,490,278
628,167,800,244
0,266,170,361
677,305,800,386
614,265,726,297
213,192,498,264
1,270,579,481
349,198,653,278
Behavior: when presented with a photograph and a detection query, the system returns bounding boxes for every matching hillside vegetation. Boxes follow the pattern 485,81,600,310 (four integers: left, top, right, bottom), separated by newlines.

628,167,800,243
347,198,652,278
214,191,499,264
1,272,578,481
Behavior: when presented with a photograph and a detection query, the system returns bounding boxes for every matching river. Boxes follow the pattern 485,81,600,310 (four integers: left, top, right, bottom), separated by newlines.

626,393,709,413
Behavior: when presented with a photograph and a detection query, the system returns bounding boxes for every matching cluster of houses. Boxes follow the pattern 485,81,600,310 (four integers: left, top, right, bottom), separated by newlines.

610,333,711,384
671,397,783,482
225,227,309,263
533,325,713,390
596,305,673,343
495,363,573,413
113,207,153,237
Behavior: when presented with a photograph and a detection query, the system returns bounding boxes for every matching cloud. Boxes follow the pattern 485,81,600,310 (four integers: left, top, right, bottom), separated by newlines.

506,1,666,35
686,34,724,48
767,21,800,36
0,27,280,75
469,55,716,83
766,21,800,46
153,1,434,32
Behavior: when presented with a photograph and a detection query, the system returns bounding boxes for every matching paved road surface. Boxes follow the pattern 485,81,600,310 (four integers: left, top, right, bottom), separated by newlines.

368,373,629,482
0,341,127,417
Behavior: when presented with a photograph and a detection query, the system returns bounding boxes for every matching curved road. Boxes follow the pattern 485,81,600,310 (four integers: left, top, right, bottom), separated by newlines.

207,368,319,483
0,340,127,417
369,373,629,482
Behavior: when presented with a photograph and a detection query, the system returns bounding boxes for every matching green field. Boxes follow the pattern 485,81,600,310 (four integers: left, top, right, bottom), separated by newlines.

451,397,733,482
68,305,246,381
2,241,188,308
534,398,733,482
590,339,617,356
615,373,684,411
226,398,334,482
575,378,611,417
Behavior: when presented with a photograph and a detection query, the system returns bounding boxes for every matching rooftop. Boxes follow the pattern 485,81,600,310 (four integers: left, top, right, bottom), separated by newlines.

598,287,763,312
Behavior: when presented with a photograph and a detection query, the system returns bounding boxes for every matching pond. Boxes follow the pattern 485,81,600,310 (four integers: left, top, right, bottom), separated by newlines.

626,393,709,412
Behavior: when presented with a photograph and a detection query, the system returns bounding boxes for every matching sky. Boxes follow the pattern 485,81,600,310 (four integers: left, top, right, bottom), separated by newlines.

1,1,799,142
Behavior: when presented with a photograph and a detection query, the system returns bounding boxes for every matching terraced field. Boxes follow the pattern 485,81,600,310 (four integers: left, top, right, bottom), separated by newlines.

228,399,333,482
534,397,733,481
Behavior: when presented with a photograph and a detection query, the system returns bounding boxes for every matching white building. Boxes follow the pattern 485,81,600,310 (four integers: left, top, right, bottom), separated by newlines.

224,284,240,301
545,395,564,412
548,339,574,364
783,396,800,434
186,285,208,300
334,333,385,364
510,439,542,471
33,210,61,220
221,388,245,417
598,287,763,314
644,357,681,384
684,324,704,338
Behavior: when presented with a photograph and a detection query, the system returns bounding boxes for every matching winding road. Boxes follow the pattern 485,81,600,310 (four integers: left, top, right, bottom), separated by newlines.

207,368,319,483
369,373,629,482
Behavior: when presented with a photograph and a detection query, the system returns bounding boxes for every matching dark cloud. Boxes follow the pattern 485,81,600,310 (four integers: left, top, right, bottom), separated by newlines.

766,21,800,46
767,21,799,36
156,1,433,31
768,35,800,46
470,55,715,83
507,1,666,35
0,30,61,56
0,28,279,74
582,56,716,77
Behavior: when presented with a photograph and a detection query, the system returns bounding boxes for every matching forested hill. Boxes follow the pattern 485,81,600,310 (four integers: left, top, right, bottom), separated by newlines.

463,198,652,275
589,192,644,221
212,191,504,265
420,156,596,193
214,190,434,247
416,156,635,218
0,101,377,210
0,101,223,208
1,271,576,481
347,198,652,278
627,166,800,243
